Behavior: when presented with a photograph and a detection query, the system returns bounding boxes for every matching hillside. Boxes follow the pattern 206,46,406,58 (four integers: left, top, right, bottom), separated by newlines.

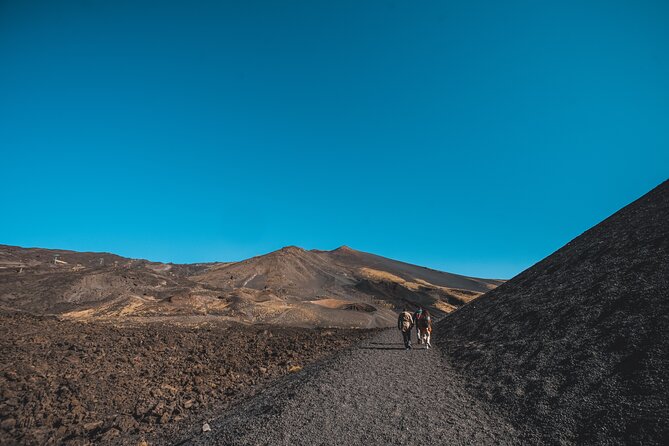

0,245,211,316
318,245,502,292
0,244,501,328
192,245,501,320
436,179,669,444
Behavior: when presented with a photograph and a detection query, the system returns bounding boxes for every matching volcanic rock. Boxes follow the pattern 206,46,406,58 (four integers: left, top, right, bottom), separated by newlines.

0,243,501,328
437,179,669,444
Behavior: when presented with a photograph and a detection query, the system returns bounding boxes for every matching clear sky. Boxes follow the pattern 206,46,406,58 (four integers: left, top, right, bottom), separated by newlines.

1,1,668,279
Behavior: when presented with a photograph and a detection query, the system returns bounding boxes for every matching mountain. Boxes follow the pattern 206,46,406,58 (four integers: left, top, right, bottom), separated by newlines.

0,244,501,328
0,245,210,316
436,180,669,444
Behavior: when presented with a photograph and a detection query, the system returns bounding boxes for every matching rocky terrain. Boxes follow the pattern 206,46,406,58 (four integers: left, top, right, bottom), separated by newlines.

184,328,520,446
155,177,668,446
0,309,376,445
4,179,665,445
0,243,502,445
437,179,669,444
0,244,501,328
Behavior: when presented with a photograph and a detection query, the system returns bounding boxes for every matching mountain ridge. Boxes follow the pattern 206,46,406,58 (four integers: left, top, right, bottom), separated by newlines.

0,243,502,328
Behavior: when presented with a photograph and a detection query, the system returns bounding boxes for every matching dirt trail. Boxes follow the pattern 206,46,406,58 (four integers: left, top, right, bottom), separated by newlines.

184,329,520,445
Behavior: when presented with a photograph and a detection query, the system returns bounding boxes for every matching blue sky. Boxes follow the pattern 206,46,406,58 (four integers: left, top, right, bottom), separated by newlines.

1,0,667,279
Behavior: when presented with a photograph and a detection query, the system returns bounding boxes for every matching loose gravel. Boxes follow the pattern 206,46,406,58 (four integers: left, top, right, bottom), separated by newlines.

185,329,520,446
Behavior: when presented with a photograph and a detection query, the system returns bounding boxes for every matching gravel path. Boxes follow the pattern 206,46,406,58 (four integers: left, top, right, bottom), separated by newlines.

184,329,520,445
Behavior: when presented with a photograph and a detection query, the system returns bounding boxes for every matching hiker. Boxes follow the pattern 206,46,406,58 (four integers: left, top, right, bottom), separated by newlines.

397,307,414,350
416,309,433,348
414,308,424,343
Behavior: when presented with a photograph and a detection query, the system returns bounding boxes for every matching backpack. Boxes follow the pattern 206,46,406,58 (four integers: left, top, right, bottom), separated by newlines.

400,312,412,332
417,312,431,328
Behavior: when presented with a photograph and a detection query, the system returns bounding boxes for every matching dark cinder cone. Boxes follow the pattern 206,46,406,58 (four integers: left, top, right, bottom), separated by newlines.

437,180,669,444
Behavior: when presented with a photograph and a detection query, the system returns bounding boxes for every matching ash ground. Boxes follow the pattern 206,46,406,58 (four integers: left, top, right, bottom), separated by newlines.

185,328,519,446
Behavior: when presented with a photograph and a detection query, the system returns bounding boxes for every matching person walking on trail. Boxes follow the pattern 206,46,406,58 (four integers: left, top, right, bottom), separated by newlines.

416,309,433,348
414,308,424,344
398,307,414,350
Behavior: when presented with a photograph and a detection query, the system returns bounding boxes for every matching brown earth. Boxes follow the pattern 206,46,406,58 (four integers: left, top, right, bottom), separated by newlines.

0,245,501,328
0,242,502,444
436,179,669,444
0,310,376,445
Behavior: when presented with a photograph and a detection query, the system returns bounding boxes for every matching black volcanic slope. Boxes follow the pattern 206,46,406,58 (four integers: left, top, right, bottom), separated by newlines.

437,180,669,445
